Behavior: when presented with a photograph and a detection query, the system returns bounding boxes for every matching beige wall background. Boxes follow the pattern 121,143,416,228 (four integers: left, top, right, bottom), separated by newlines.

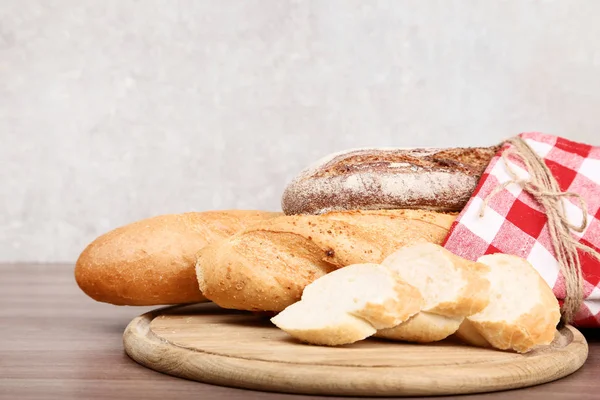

2,0,600,262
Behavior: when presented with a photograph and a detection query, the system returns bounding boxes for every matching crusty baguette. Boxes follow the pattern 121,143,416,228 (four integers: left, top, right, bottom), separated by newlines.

281,145,499,215
271,263,423,346
453,254,561,353
196,209,456,312
375,243,490,343
75,210,281,306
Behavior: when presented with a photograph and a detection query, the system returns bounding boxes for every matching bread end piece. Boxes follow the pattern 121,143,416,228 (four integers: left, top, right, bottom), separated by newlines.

457,254,561,353
75,210,280,306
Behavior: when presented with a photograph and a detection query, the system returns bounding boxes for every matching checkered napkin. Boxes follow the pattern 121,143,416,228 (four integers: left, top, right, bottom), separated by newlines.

442,132,600,327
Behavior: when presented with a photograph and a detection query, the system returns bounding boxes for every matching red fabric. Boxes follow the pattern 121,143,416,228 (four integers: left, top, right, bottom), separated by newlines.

443,132,600,327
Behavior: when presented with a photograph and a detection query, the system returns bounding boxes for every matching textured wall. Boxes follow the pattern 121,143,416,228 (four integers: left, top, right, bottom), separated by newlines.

2,0,600,262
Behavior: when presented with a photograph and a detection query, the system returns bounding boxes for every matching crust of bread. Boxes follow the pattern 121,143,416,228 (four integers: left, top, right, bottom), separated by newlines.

432,252,491,317
453,319,491,348
381,243,490,317
75,210,281,306
281,146,499,215
456,254,561,353
196,230,338,311
468,286,561,353
196,210,455,312
376,312,464,343
353,276,424,330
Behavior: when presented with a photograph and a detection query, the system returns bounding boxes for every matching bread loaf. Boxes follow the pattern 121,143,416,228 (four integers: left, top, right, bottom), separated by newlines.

75,210,281,306
281,146,499,215
271,263,424,346
195,209,456,312
376,243,490,343
453,254,561,353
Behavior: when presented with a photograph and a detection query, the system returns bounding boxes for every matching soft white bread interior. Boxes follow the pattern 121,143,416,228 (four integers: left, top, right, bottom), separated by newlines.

454,254,561,353
271,263,424,346
376,243,490,342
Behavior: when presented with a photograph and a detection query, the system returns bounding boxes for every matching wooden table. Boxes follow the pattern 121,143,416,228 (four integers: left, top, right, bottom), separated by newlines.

1,263,598,400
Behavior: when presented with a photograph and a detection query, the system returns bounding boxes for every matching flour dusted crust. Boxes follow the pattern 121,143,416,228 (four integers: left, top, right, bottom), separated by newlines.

281,146,500,215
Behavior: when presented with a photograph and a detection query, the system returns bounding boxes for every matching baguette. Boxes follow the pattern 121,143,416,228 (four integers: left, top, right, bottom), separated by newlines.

75,210,281,306
196,209,456,312
453,254,561,353
281,146,499,215
271,263,424,346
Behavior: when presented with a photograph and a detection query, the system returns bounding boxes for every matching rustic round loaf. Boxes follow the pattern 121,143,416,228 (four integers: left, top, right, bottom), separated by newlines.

281,146,499,215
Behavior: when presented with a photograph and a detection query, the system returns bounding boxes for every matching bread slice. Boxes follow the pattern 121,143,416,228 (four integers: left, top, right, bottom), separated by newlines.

377,312,464,343
271,263,424,346
270,302,378,346
454,254,561,353
381,243,490,317
375,243,490,342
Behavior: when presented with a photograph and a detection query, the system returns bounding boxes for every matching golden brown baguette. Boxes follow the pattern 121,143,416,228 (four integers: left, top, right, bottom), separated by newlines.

195,209,456,312
75,210,281,306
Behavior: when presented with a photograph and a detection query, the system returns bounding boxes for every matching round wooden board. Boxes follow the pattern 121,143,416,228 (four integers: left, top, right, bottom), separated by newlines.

123,302,588,397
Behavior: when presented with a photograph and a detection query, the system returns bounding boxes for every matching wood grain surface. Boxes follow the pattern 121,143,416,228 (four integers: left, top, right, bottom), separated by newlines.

123,303,588,397
1,263,600,400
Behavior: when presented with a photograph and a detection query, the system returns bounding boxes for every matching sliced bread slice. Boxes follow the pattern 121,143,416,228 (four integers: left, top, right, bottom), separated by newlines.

377,312,464,343
270,301,377,346
381,243,491,317
454,253,561,353
376,243,490,342
271,263,424,346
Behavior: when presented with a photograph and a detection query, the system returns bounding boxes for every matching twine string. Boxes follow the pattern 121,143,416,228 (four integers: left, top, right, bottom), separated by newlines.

479,136,600,324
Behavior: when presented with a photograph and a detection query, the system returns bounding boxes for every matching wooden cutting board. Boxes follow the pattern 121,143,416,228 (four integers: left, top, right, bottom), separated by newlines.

123,302,588,397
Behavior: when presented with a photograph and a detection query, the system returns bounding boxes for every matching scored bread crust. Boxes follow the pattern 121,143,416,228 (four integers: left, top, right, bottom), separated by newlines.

75,210,281,306
376,312,464,343
281,146,499,215
196,210,456,312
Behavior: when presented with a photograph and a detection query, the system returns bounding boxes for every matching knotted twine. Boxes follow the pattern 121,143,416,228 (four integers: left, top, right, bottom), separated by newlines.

479,136,600,325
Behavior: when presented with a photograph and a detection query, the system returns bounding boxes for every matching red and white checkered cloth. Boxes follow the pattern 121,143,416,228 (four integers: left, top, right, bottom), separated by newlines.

443,132,600,327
